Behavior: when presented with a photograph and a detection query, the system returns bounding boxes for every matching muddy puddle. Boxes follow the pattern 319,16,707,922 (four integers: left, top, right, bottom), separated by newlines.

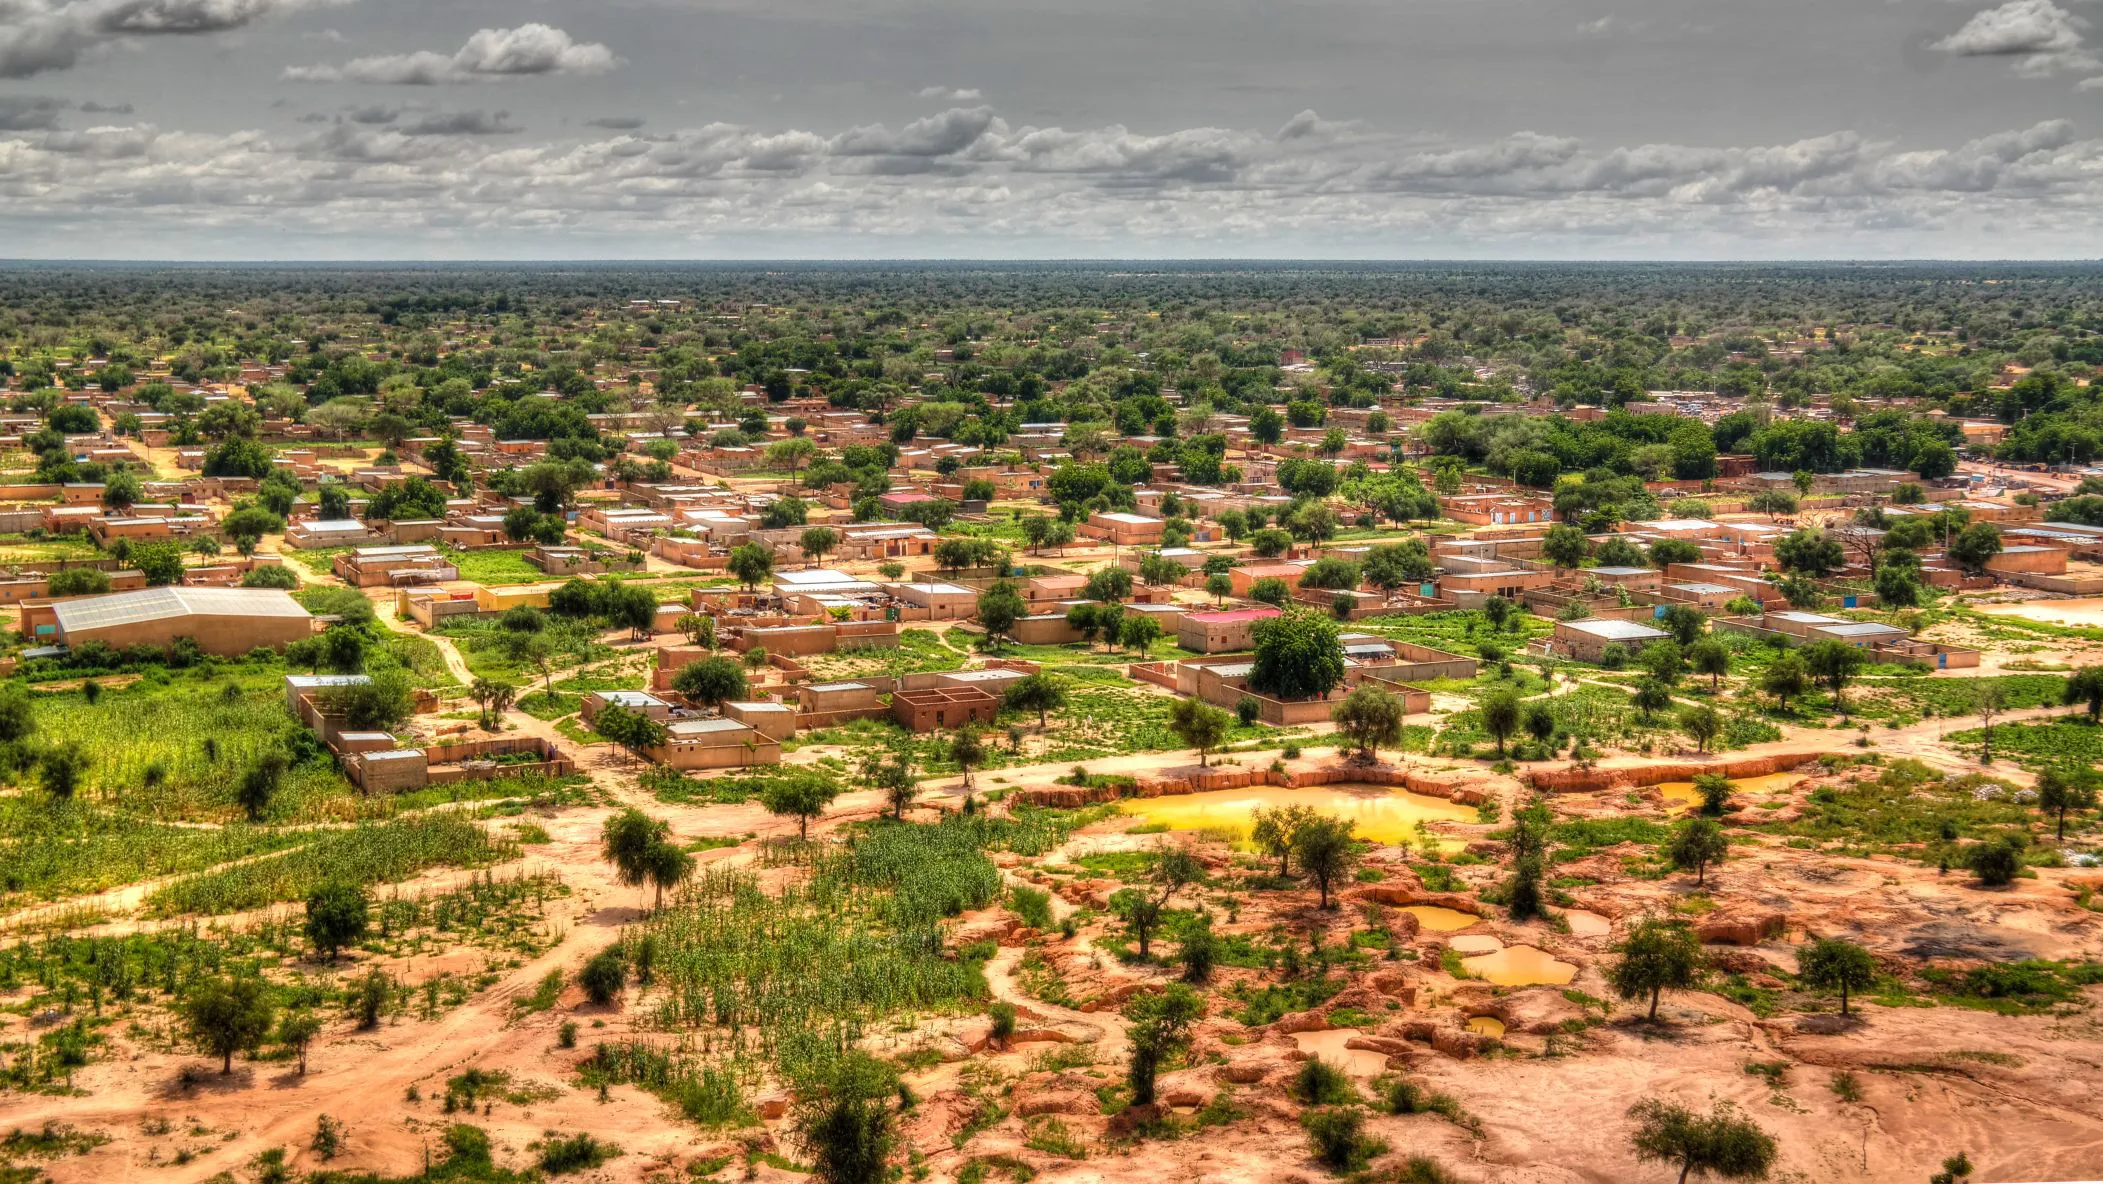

1120,783,1477,844
1461,944,1578,986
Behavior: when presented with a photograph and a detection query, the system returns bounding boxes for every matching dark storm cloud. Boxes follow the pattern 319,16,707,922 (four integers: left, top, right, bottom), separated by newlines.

0,93,67,128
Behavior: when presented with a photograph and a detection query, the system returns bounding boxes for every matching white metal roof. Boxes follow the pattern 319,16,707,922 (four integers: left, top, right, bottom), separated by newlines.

56,586,310,632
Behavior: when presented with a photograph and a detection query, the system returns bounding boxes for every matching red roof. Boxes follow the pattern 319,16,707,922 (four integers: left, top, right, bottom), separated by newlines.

1187,607,1283,623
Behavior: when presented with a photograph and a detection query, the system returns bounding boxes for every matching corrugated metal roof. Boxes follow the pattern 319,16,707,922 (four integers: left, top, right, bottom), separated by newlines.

56,586,310,632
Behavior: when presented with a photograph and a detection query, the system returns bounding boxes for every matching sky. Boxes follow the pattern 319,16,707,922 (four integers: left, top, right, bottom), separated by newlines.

0,0,2101,259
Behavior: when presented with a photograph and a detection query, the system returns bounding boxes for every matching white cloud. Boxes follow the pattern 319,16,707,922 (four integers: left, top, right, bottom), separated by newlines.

0,0,340,78
1933,0,2099,76
2,107,2102,257
285,22,617,84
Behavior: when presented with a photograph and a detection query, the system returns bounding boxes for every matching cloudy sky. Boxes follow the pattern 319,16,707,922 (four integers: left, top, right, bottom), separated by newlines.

0,0,2100,258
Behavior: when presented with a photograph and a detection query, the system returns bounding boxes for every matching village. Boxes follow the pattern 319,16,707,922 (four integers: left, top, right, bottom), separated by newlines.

0,270,2098,1184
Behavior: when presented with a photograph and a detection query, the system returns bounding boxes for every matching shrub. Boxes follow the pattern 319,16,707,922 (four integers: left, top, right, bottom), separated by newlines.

537,1132,619,1175
1301,1106,1383,1172
1007,885,1054,930
579,948,627,1005
1967,836,2023,887
1291,1056,1357,1105
987,1001,1018,1048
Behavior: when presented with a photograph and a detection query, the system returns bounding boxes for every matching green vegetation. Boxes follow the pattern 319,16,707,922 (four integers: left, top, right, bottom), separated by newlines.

145,815,517,916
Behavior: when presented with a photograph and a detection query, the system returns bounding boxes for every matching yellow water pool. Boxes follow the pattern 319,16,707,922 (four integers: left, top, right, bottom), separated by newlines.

1403,905,1480,932
1120,784,1477,844
1655,772,1803,811
1461,945,1578,986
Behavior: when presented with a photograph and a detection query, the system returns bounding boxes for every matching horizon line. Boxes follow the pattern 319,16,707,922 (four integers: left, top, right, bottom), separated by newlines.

1,257,2102,267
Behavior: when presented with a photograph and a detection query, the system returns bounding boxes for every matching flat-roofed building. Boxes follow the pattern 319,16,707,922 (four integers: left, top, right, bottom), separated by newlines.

581,689,674,726
1080,511,1164,547
50,586,313,655
1178,606,1282,653
1552,617,1671,663
648,717,781,770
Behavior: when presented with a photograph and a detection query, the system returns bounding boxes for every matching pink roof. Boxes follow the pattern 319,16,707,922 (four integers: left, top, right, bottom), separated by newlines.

1187,607,1283,623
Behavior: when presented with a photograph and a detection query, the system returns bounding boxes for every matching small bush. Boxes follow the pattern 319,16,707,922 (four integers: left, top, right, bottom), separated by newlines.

311,1114,345,1161
1008,885,1055,929
1291,1056,1357,1106
537,1132,619,1175
987,1001,1018,1048
579,949,627,1006
1301,1106,1382,1172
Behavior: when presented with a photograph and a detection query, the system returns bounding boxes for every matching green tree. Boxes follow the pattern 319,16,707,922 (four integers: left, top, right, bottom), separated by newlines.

1250,803,1317,876
39,743,89,799
975,580,1026,650
1659,605,1706,647
1610,917,1705,1021
1084,566,1133,603
1760,651,1808,710
1119,611,1163,654
1677,704,1722,754
1541,524,1590,569
276,1010,322,1076
1641,640,1685,685
130,540,186,586
45,567,110,596
1249,612,1346,701
1801,640,1866,717
469,678,516,729
1775,527,1844,576
1688,638,1730,691
1946,523,2002,575
1167,697,1234,767
2037,767,2098,841
1505,801,1552,921
727,542,774,590
182,974,275,1074
1481,687,1522,755
1626,1098,1778,1184
1632,678,1674,721
600,808,668,900
1124,985,1204,1106
1292,815,1358,909
1668,817,1728,886
799,526,839,567
642,839,694,911
1004,672,1067,728
1248,577,1292,607
304,880,369,961
762,771,844,840
2063,667,2103,721
1331,684,1405,760
948,725,987,790
672,656,749,708
1796,937,1876,1017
